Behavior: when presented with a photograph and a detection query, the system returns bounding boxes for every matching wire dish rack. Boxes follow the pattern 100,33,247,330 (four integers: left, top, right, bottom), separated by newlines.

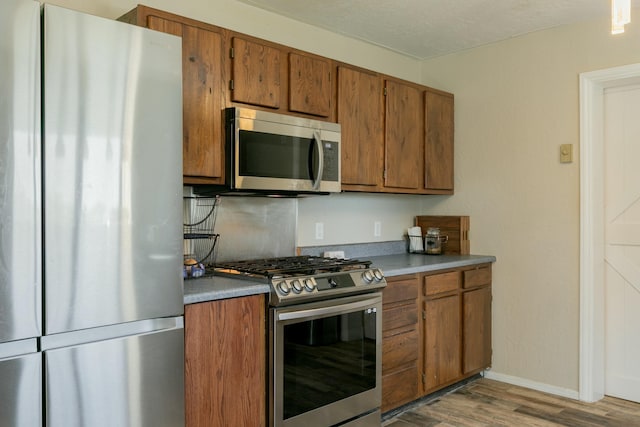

183,195,220,278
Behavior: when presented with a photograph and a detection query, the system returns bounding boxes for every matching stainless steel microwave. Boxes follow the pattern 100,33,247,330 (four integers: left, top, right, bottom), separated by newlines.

224,107,341,194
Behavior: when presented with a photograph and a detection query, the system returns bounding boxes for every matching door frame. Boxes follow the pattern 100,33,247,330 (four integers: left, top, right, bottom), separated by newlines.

579,62,640,402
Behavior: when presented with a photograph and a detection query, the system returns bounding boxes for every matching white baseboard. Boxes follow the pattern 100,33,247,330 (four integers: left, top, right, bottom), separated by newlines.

483,370,580,400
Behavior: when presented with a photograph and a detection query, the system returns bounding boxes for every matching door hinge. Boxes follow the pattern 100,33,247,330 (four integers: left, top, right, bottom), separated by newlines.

383,87,387,96
422,310,426,320
229,79,234,90
383,170,387,180
422,373,426,383
229,47,234,59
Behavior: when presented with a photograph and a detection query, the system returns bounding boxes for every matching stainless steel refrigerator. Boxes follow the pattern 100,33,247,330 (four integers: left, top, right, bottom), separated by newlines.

0,1,185,426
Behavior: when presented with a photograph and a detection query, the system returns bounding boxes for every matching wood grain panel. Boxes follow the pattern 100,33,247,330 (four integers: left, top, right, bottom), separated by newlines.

382,364,419,412
424,271,460,296
231,37,281,108
383,304,418,331
185,295,266,427
423,294,461,391
463,286,492,374
289,52,331,117
384,79,423,190
424,89,454,190
463,265,492,289
383,328,419,371
383,275,419,305
337,66,384,188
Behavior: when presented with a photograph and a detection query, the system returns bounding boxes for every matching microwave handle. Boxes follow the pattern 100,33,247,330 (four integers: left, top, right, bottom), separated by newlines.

312,130,324,190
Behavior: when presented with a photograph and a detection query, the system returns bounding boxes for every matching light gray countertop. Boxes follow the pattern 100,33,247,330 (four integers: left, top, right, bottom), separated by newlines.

183,275,270,305
183,254,496,305
366,253,496,277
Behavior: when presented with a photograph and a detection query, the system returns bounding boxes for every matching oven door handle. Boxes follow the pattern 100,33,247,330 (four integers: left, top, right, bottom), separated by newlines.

277,296,380,322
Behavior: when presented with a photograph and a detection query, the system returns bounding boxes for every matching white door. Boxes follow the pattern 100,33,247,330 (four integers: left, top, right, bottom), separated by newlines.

603,83,640,403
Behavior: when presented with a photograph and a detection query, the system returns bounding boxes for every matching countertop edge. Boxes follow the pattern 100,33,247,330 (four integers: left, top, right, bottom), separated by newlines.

367,254,497,277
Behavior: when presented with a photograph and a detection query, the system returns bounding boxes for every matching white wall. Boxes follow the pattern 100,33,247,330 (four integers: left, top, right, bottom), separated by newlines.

419,16,640,392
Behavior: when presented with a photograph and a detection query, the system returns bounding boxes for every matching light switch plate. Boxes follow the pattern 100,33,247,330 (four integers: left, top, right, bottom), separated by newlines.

560,144,573,163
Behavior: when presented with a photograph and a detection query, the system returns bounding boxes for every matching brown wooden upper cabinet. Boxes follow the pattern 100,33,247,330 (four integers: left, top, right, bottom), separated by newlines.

289,52,332,117
119,6,226,185
425,89,454,191
230,36,282,109
384,78,424,192
337,65,384,190
338,70,454,195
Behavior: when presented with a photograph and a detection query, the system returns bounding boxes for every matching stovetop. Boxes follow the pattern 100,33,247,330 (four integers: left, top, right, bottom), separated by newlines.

214,255,372,279
214,255,386,306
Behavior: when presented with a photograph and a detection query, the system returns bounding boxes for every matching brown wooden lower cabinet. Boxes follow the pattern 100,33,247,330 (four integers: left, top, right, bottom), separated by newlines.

184,294,266,427
381,263,493,414
423,293,461,392
381,275,420,411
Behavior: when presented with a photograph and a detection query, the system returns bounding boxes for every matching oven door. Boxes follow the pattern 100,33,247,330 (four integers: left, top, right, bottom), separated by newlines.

271,293,382,427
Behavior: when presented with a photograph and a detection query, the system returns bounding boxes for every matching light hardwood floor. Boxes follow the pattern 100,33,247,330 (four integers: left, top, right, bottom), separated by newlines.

382,378,640,426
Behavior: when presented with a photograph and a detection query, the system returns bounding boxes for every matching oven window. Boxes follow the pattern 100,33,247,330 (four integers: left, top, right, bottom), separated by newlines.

282,309,377,420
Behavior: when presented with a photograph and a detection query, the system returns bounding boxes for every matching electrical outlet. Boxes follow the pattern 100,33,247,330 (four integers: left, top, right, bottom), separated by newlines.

315,222,324,240
374,221,382,237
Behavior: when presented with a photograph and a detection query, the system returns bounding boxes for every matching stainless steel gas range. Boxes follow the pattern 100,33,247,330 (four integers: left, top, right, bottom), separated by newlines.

215,256,387,427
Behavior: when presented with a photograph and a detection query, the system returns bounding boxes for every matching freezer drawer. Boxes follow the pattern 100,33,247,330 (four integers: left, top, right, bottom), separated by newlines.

0,350,42,427
45,325,184,427
43,4,183,334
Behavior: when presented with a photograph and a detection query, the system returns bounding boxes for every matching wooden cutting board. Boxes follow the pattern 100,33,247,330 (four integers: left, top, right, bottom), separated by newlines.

414,215,470,255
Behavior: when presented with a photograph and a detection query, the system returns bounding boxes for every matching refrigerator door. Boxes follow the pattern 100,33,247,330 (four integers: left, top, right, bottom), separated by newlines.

0,0,41,343
44,319,184,427
0,344,42,427
43,5,184,334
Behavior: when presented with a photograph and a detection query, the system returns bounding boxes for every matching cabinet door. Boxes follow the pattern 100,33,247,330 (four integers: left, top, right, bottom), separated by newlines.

185,295,266,427
289,52,331,117
338,66,384,188
424,89,454,191
148,17,224,183
384,79,423,190
231,37,281,108
423,294,460,391
463,286,492,374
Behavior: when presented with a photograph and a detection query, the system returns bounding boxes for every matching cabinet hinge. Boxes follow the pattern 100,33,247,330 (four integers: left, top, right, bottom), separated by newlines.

383,170,387,180
422,310,426,320
422,373,426,384
383,87,387,96
229,47,234,59
229,79,234,91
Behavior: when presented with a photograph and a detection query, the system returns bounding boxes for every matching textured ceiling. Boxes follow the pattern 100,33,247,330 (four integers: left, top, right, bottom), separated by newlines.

237,0,638,59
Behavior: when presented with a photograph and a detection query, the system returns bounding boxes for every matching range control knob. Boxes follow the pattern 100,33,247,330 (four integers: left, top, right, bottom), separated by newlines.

362,270,374,283
373,269,384,281
303,278,316,292
291,279,304,294
276,281,291,295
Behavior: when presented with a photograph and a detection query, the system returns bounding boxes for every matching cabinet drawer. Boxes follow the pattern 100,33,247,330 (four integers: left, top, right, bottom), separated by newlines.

463,265,491,289
382,304,418,331
382,364,419,412
383,277,418,305
382,329,418,371
424,271,460,296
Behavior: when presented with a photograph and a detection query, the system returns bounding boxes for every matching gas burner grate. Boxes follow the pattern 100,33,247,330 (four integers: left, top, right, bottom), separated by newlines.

215,255,371,278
